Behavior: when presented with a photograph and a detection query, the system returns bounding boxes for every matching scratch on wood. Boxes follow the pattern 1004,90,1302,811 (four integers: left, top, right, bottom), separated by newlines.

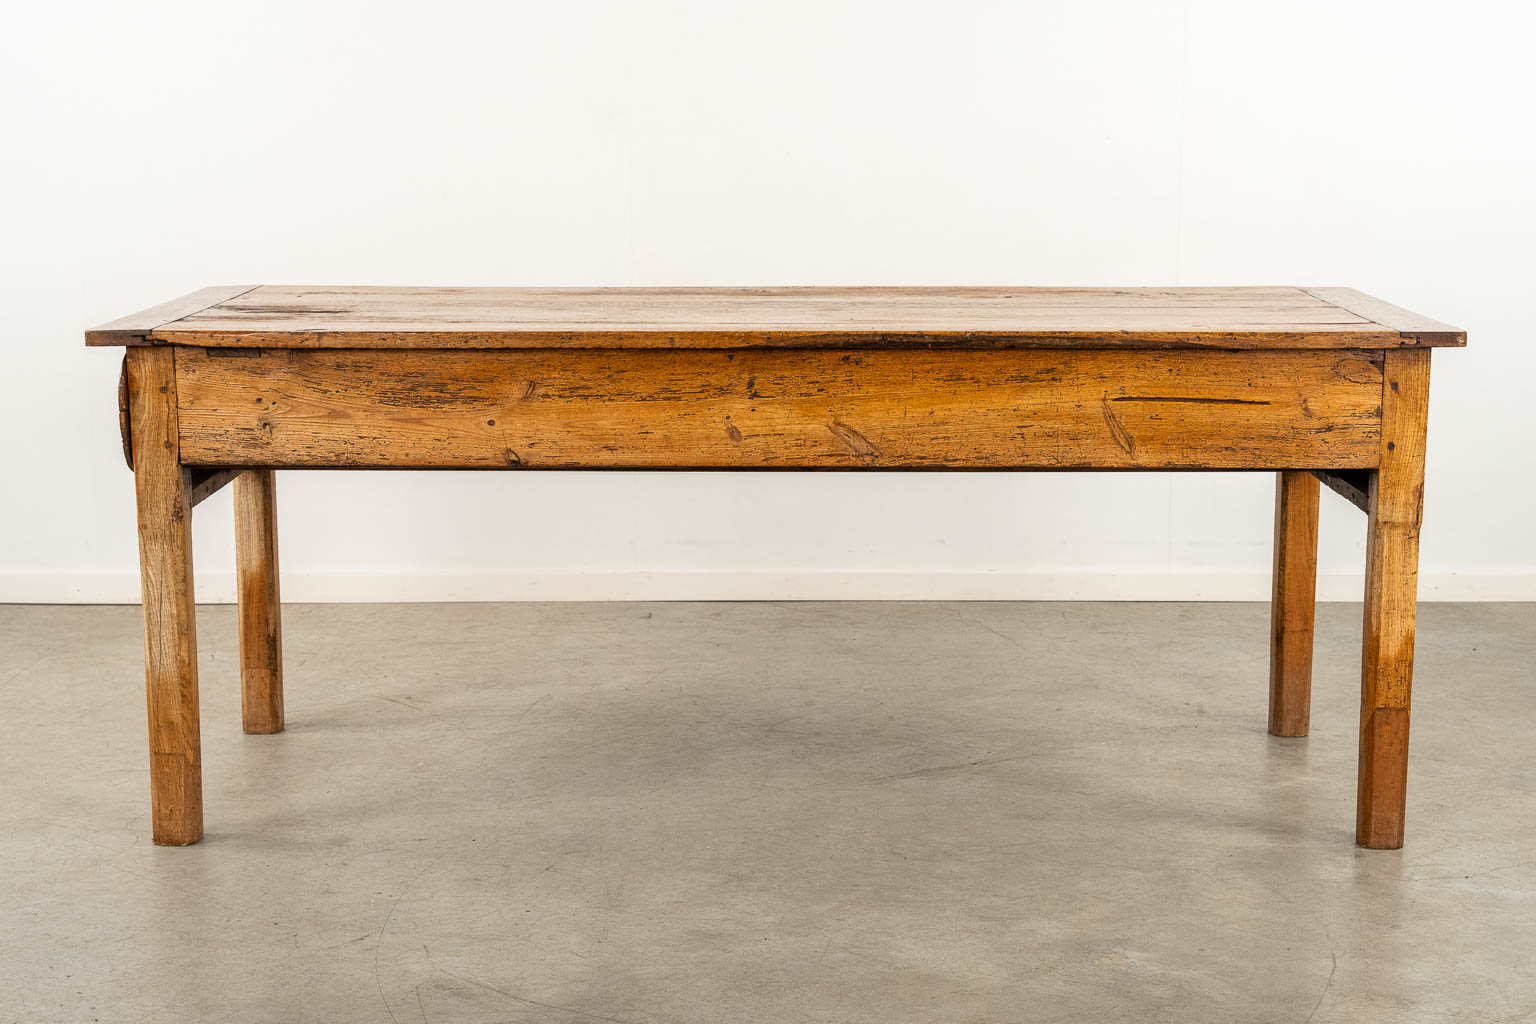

1100,399,1135,456
232,304,347,316
1330,355,1384,384
1110,396,1269,406
827,421,878,457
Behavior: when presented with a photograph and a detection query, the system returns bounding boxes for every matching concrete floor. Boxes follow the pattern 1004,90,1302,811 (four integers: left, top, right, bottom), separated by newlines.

2,601,1534,1023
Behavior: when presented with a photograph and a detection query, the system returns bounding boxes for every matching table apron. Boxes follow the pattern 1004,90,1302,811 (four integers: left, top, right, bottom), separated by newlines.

170,346,1386,470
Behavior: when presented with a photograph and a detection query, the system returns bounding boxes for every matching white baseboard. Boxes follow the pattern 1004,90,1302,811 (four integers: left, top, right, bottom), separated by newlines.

2,569,1531,603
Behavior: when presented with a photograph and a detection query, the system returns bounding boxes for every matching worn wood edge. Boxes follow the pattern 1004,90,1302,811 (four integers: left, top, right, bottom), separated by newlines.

1301,287,1465,347
176,464,1385,474
1312,469,1371,513
144,328,1415,351
86,286,260,346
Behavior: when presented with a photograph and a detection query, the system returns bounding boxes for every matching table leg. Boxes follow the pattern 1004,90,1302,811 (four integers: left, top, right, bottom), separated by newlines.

235,469,284,734
1357,349,1431,849
127,347,203,846
1269,470,1319,737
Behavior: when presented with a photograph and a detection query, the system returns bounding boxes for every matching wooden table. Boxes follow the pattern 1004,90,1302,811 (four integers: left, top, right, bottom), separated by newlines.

88,286,1464,849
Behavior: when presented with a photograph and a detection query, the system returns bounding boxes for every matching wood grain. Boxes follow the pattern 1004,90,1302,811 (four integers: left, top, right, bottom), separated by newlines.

82,286,1465,350
126,346,203,846
1269,471,1320,737
87,285,258,346
234,470,284,735
173,347,1387,470
1301,288,1465,346
1357,348,1431,849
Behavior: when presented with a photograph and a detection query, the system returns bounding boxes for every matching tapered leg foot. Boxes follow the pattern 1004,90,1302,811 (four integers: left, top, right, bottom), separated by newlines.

1269,470,1319,737
235,469,284,734
1357,707,1410,849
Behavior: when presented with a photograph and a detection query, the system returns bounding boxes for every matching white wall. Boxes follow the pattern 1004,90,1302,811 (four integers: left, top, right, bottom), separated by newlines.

3,0,1533,603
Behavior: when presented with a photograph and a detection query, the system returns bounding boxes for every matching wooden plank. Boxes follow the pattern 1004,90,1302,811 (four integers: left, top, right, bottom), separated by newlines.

86,285,259,346
1313,469,1371,513
174,346,1386,470
1302,287,1465,346
79,285,1459,350
234,470,284,735
126,346,203,846
1269,471,1320,737
187,467,242,507
1357,348,1432,849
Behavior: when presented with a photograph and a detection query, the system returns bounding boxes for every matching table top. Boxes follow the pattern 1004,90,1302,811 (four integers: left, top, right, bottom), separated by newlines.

86,285,1464,350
